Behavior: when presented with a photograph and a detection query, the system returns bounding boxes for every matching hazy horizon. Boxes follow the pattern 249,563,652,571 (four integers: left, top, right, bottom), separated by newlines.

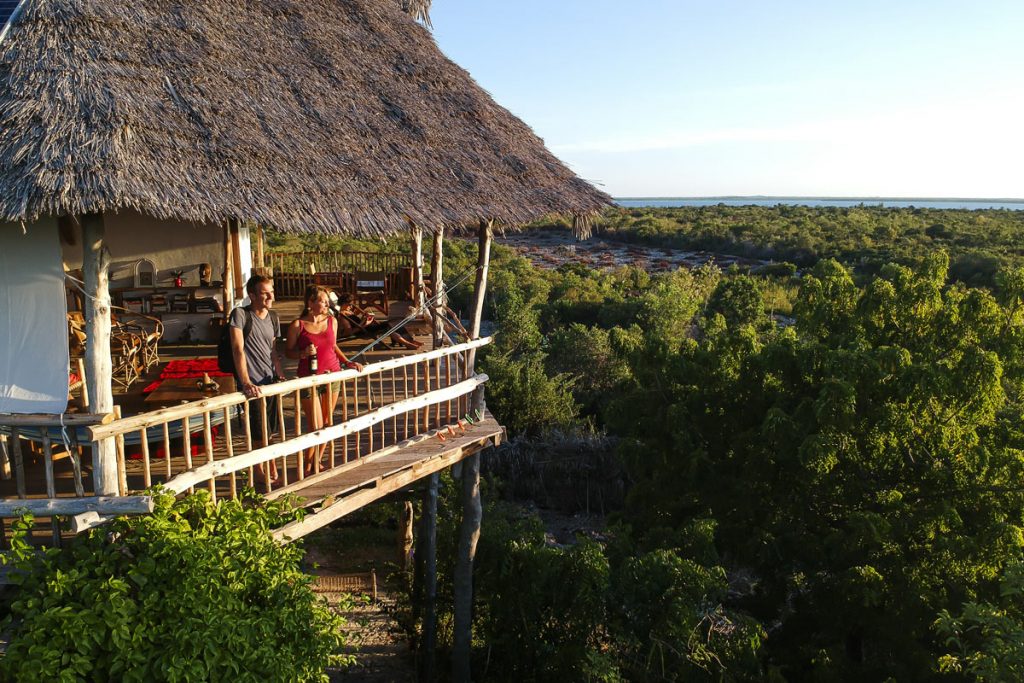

614,194,1024,202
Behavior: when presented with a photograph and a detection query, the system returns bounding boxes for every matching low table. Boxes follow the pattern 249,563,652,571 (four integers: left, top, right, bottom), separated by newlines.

144,376,236,407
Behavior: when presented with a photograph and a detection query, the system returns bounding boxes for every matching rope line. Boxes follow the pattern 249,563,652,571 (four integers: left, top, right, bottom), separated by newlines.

349,264,476,360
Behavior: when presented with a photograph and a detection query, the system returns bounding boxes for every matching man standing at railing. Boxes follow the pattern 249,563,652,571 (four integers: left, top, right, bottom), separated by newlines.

230,274,285,485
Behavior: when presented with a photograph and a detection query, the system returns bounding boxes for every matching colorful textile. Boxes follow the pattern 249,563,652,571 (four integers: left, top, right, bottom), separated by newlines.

142,358,231,393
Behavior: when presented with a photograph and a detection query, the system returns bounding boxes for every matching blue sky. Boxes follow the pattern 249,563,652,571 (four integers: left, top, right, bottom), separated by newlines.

430,0,1024,198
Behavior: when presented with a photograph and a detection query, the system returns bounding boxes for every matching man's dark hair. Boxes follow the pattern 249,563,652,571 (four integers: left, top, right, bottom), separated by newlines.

245,273,273,295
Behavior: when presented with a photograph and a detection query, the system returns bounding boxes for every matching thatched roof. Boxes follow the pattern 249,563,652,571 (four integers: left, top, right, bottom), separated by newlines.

0,0,611,236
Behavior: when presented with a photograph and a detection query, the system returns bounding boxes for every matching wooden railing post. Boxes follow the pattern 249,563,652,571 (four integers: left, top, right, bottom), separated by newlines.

0,341,490,510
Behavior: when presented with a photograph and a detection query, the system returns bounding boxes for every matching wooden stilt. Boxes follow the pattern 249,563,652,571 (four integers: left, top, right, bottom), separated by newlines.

453,220,492,680
452,449,481,682
419,472,439,683
399,499,414,573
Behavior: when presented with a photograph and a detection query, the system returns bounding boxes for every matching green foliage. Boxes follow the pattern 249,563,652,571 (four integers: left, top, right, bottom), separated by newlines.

464,503,762,682
935,561,1024,681
609,252,1024,678
707,275,765,330
611,548,765,680
479,270,579,435
546,324,634,417
480,537,614,679
273,215,1024,679
0,491,349,683
264,228,405,256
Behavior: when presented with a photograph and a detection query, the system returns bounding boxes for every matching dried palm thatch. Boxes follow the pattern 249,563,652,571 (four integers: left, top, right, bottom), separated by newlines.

0,0,611,237
399,0,431,28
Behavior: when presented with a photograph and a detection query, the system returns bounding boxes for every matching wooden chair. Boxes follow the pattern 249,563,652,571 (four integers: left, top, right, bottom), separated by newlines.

354,271,389,316
68,311,146,389
112,306,164,371
111,329,144,389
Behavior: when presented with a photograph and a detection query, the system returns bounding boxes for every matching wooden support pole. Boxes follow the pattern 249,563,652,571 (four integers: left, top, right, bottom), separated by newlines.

419,472,439,683
430,227,445,350
452,449,482,682
81,213,118,496
399,499,414,573
467,219,493,372
230,219,245,300
411,222,425,313
255,225,266,270
452,221,492,679
223,220,234,311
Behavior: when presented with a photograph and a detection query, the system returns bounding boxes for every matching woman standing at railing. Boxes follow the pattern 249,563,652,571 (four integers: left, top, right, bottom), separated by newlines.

286,285,363,475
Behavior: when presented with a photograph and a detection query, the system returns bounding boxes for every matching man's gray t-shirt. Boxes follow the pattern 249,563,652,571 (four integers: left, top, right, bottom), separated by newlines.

229,307,279,384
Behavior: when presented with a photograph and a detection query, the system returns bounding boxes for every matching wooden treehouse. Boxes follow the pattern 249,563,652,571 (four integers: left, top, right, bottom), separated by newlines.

0,0,610,678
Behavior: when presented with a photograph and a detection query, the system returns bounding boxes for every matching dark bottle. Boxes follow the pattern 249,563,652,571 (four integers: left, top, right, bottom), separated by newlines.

309,347,318,374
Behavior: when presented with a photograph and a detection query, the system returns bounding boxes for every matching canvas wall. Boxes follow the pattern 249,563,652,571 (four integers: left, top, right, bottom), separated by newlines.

0,220,70,414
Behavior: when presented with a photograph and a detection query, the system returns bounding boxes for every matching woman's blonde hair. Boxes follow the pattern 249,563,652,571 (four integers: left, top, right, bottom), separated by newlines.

300,284,332,317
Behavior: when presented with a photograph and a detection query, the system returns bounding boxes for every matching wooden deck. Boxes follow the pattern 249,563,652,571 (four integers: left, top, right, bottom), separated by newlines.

270,411,502,541
0,297,498,546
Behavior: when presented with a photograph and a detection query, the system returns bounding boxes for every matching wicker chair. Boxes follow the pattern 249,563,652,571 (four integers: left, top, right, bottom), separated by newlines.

111,306,164,372
67,310,155,389
110,328,144,389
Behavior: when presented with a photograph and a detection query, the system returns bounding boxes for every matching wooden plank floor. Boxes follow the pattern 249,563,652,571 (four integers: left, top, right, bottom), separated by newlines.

271,411,503,542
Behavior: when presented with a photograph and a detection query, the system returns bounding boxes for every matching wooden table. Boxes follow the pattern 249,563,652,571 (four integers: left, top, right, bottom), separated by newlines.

144,376,236,407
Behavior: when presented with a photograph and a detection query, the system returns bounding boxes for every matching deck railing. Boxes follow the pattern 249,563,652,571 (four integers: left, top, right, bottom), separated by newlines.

265,250,412,298
0,339,490,523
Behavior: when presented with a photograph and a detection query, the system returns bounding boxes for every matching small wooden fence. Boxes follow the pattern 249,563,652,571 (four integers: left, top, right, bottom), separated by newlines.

0,339,490,532
265,250,412,298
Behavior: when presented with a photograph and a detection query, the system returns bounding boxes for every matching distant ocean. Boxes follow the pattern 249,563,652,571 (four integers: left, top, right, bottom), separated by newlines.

616,197,1024,211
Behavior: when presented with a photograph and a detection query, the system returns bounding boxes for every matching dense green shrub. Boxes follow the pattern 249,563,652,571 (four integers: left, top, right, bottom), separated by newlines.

0,491,349,682
609,255,1024,678
935,562,1024,681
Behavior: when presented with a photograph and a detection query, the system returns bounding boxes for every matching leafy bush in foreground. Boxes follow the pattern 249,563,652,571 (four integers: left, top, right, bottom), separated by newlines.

0,491,349,683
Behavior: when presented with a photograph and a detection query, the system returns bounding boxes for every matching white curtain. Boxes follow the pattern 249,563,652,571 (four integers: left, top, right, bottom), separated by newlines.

0,221,70,414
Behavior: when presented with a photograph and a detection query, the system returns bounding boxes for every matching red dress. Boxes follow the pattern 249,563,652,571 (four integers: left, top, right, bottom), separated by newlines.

296,317,341,377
